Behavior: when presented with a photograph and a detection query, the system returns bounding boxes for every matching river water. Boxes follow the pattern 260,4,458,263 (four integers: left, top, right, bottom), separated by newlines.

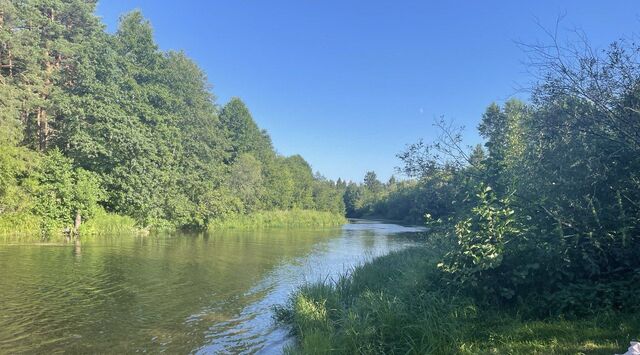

0,220,424,354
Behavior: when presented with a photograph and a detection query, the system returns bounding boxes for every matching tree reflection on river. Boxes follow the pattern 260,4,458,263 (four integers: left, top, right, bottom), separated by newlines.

0,220,424,354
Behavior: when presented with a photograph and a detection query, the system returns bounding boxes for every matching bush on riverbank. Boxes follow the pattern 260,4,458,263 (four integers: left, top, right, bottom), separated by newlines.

208,209,347,230
277,247,640,354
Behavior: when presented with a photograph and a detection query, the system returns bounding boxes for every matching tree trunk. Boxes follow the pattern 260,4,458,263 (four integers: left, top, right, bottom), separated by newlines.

41,108,48,150
39,46,54,151
74,211,82,233
7,49,12,77
36,107,43,150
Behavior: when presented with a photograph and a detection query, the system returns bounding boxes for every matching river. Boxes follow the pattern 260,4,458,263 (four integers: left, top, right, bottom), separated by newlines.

0,220,424,354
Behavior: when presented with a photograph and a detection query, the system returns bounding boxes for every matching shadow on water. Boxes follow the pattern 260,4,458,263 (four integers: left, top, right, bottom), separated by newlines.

0,221,424,353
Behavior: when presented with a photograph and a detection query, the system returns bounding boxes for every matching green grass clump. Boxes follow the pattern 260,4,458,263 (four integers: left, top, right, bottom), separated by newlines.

0,209,141,242
277,247,640,354
0,212,43,242
78,210,140,236
208,209,347,230
275,248,473,354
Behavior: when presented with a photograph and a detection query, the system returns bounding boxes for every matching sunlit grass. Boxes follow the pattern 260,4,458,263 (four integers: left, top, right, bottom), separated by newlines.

0,212,45,242
277,247,639,354
208,209,347,230
459,312,638,354
78,210,140,236
0,209,141,242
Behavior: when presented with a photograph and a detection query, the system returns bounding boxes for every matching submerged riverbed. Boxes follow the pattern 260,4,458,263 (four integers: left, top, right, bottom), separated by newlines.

0,220,424,353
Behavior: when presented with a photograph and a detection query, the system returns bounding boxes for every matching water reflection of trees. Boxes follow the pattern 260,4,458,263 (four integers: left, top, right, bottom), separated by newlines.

0,229,341,353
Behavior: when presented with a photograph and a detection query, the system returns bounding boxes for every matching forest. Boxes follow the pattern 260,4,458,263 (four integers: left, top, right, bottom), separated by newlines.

0,1,345,238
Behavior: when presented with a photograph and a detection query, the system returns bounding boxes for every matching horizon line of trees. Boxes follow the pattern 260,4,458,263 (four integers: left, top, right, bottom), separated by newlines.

0,1,344,236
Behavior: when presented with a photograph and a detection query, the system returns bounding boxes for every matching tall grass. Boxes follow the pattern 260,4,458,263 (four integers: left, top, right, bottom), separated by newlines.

1,209,344,241
275,247,472,354
0,210,141,242
208,209,347,230
0,212,43,242
276,247,640,354
78,210,140,236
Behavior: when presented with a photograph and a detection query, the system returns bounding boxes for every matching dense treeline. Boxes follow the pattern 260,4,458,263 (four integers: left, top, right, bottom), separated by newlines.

344,34,640,316
343,171,440,223
0,1,344,237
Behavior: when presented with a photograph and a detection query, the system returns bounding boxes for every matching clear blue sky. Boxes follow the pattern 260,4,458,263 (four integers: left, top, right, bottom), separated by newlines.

96,1,639,182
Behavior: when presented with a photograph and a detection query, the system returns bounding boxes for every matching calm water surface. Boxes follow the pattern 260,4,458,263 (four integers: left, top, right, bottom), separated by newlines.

0,220,424,354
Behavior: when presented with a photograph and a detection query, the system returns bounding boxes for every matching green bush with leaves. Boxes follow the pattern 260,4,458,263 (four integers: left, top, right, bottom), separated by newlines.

32,150,105,236
438,185,519,294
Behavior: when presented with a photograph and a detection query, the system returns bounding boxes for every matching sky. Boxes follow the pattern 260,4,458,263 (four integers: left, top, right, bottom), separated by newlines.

96,1,639,182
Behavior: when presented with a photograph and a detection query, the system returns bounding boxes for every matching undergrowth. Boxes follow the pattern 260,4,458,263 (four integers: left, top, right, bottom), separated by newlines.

276,247,640,354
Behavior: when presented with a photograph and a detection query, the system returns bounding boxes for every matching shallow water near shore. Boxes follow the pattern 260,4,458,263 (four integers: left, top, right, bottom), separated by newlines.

0,220,424,354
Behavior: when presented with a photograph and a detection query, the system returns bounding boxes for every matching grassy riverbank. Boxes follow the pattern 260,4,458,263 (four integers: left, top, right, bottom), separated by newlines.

77,210,141,236
208,209,347,230
0,210,141,242
0,214,41,242
276,247,639,354
0,209,345,242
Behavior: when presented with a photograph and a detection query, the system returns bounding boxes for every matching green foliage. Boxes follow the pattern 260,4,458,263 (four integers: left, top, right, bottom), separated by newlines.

438,184,520,299
227,154,264,212
459,312,640,355
262,156,296,209
285,155,316,209
0,2,346,238
0,145,106,238
32,150,105,236
71,168,105,221
218,97,274,163
343,182,364,217
0,144,38,214
198,187,245,223
0,142,41,239
343,168,465,224
363,171,382,194
312,174,346,215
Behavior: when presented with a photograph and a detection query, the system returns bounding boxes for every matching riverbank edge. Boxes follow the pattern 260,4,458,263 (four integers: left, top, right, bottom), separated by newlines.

276,246,638,354
0,210,142,242
0,209,348,242
208,209,347,230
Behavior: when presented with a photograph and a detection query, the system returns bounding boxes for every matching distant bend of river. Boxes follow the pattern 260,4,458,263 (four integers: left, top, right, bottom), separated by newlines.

0,220,425,354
